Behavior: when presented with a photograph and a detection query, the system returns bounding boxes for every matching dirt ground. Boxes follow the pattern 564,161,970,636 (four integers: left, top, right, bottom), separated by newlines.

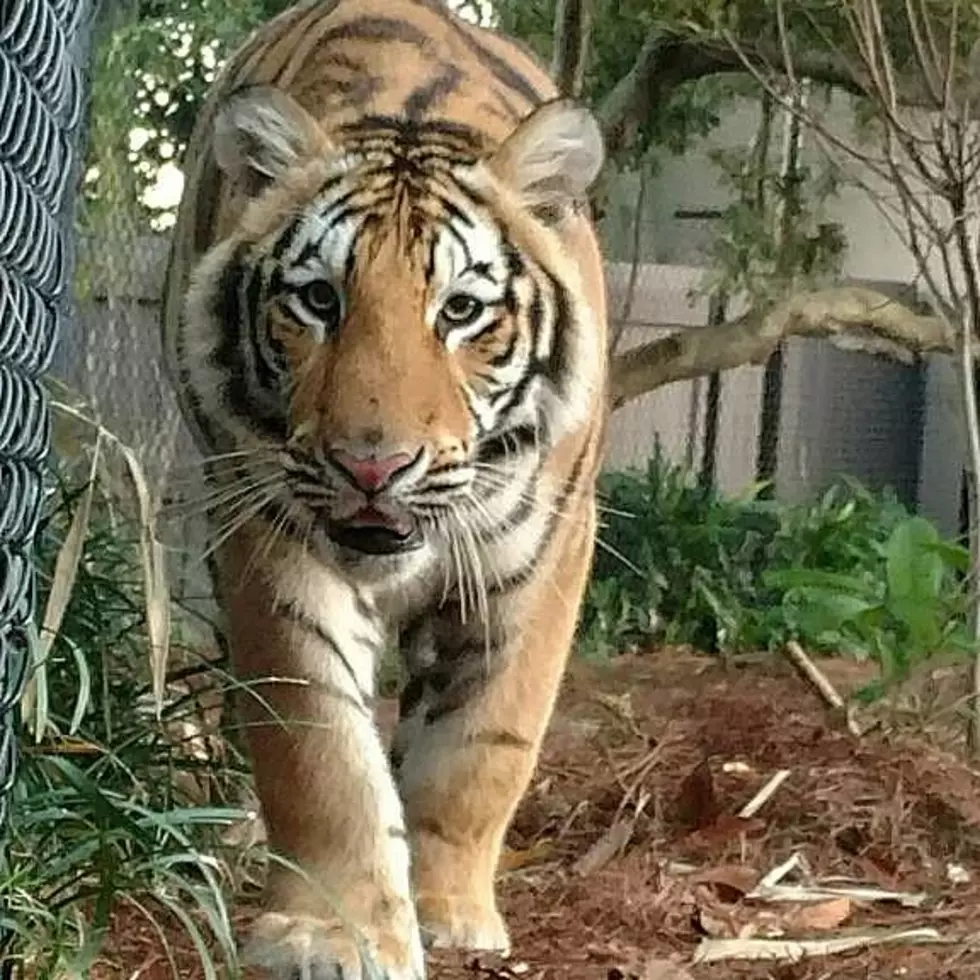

96,650,980,979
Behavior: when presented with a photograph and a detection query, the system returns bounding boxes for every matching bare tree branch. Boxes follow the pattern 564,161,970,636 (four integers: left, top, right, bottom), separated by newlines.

609,286,952,409
551,0,591,98
601,32,878,156
596,25,955,158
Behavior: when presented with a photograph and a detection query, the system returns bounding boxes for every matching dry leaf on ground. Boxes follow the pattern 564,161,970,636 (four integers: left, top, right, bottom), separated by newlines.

689,864,760,902
573,791,650,876
608,955,695,980
499,839,555,871
675,757,719,829
639,957,695,980
788,897,853,932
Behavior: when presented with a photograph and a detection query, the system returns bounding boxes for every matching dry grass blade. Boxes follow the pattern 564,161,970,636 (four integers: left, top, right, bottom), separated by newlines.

747,851,928,907
692,927,945,964
747,880,929,907
50,398,172,716
574,790,650,876
115,439,172,714
22,429,102,740
783,641,864,738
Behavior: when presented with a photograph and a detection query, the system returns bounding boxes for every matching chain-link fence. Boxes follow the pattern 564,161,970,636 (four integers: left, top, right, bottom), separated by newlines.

0,0,92,823
52,231,216,629
0,0,95,972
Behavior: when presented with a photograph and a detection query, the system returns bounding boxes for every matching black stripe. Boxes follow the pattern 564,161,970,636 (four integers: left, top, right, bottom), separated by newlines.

477,423,538,465
489,86,523,122
208,247,248,375
493,357,544,425
412,0,547,107
467,729,532,749
504,245,525,277
527,280,545,353
336,74,386,109
403,63,464,119
247,270,279,391
306,679,374,716
496,472,537,529
270,218,302,262
318,187,375,228
488,434,594,594
269,173,350,264
545,271,573,389
339,115,484,161
208,247,288,440
456,33,545,107
318,52,367,74
279,599,375,710
319,16,432,48
441,220,473,265
439,197,475,228
175,342,226,451
488,328,519,368
425,231,438,281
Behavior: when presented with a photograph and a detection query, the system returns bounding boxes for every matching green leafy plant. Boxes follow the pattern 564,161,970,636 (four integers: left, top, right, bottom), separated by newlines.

767,517,974,698
580,450,971,692
582,447,783,657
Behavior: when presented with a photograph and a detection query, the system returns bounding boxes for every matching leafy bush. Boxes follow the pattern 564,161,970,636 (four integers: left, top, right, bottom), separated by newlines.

767,517,974,696
581,448,973,685
4,471,251,979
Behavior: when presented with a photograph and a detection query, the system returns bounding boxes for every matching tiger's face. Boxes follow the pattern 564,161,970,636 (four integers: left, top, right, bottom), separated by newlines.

184,87,604,570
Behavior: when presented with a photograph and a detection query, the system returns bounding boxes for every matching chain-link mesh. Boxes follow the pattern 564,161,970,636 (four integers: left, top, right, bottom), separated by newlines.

0,0,92,837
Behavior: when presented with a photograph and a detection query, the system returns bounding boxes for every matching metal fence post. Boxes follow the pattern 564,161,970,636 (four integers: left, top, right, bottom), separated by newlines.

0,0,95,972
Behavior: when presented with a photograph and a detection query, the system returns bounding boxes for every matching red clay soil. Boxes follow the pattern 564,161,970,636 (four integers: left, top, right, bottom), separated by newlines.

93,651,980,980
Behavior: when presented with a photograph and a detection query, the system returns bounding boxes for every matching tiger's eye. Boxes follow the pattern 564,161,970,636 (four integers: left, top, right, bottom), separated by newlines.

299,279,341,327
440,293,484,327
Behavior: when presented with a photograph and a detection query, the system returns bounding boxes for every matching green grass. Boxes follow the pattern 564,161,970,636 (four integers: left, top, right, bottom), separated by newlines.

3,469,253,979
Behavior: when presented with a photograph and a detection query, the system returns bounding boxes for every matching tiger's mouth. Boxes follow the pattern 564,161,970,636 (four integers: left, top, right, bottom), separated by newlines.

323,504,423,556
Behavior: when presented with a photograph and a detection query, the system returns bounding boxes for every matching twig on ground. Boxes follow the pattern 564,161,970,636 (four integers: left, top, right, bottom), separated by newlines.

747,850,928,906
783,641,862,735
738,769,792,819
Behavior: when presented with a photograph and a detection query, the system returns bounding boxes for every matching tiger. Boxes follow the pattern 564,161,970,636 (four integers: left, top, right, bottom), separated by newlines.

161,0,608,977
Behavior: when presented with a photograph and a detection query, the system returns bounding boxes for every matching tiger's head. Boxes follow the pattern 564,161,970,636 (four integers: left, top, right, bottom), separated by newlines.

182,85,605,573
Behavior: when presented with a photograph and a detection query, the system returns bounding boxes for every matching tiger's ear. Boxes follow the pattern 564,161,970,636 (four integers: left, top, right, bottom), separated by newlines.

213,85,328,194
487,99,604,220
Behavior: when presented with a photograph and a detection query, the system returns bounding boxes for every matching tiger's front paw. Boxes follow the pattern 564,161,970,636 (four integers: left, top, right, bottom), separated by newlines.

416,894,510,954
244,910,425,980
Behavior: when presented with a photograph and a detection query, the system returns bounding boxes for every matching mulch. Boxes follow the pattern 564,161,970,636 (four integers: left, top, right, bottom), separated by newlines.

92,650,980,979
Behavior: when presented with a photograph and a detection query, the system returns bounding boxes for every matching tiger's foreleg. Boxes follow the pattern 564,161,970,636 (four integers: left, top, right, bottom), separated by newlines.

393,499,597,953
217,533,424,980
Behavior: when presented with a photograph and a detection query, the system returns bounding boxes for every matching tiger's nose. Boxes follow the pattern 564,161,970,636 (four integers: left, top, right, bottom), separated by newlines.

328,447,419,493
